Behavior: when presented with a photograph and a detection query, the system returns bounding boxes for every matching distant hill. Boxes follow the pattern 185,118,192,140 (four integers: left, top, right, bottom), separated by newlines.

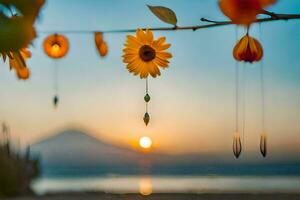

32,129,146,167
30,129,224,175
31,129,300,177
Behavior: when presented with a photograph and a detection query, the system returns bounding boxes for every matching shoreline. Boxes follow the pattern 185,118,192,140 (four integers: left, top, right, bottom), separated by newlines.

7,192,300,200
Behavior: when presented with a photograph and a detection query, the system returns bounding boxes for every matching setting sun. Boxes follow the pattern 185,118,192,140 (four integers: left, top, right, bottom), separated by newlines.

139,136,152,149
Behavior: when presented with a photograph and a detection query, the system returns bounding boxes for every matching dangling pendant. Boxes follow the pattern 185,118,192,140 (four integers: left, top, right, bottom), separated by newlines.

233,132,242,159
143,112,150,126
144,93,150,102
260,133,267,157
53,95,59,108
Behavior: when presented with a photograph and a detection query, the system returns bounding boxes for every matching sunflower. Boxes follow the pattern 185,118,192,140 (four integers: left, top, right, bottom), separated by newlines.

123,29,172,79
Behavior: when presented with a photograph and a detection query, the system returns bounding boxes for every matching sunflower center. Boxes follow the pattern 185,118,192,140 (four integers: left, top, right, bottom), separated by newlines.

139,45,156,62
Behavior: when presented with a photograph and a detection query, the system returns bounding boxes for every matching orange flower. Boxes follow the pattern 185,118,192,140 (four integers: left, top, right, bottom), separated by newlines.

233,35,263,63
219,0,276,25
123,29,172,79
43,34,69,59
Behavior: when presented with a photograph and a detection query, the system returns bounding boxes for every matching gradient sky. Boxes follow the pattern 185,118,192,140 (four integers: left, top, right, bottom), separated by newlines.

0,0,300,158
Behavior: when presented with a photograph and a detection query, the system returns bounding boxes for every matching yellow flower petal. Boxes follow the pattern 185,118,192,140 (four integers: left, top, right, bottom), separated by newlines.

155,37,166,46
136,29,147,43
139,62,149,78
147,61,161,78
145,29,154,44
154,57,169,68
156,51,173,59
123,54,138,63
127,58,142,73
155,43,171,51
126,35,142,48
123,47,138,54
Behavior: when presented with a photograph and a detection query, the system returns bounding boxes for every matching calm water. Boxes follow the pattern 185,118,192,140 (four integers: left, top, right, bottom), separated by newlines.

32,176,300,195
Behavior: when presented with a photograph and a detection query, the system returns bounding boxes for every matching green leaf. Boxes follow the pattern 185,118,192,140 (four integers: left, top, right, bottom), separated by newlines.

147,5,177,26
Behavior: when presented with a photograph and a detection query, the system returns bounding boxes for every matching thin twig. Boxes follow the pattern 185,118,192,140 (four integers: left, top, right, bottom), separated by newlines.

262,9,280,19
38,13,300,34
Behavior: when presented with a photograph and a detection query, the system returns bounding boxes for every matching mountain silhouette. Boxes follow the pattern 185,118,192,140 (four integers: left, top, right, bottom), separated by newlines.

32,130,151,166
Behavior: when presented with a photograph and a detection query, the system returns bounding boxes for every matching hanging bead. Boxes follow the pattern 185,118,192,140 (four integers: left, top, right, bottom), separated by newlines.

143,112,150,126
233,132,242,159
260,133,267,157
144,93,151,102
53,95,59,107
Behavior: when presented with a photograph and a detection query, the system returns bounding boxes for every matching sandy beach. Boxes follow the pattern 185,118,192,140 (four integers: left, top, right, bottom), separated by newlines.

6,193,300,200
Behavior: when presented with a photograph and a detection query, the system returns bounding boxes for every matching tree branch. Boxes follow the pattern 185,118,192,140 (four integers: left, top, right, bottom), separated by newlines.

39,13,300,34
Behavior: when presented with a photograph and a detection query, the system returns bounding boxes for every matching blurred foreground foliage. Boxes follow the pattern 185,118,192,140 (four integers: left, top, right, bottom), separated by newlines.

0,124,39,197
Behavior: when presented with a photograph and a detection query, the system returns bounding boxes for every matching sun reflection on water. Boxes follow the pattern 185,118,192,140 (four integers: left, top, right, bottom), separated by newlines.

139,177,152,196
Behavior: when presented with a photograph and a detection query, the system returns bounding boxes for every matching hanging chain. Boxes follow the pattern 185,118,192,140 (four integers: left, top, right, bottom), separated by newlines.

143,78,150,126
235,26,239,133
260,60,266,132
235,62,239,133
54,61,59,95
146,78,148,113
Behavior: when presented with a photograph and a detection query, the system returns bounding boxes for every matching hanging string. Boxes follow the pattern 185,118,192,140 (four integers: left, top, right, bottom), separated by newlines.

235,62,239,133
235,26,239,133
233,26,242,159
260,62,265,132
259,23,267,157
242,63,246,148
259,23,266,132
53,61,59,108
243,25,249,149
54,61,58,95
